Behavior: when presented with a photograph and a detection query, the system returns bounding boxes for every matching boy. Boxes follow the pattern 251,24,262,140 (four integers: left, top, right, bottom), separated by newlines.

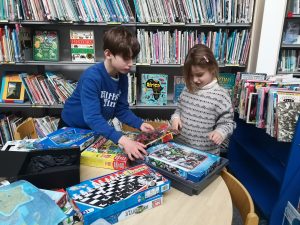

60,27,154,160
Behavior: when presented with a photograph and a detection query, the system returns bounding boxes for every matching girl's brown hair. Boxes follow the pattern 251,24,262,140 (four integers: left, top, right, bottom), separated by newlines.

103,27,140,59
183,44,219,92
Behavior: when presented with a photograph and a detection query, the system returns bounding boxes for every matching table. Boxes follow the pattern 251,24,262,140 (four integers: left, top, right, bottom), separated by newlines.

80,165,233,225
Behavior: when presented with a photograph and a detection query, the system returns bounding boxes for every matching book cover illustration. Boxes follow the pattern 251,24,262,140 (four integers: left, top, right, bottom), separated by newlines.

1,139,37,152
218,73,236,100
33,31,59,61
66,164,170,225
141,74,168,106
277,91,300,142
0,74,26,103
283,21,300,44
246,92,258,124
0,180,66,225
173,76,185,103
146,142,221,182
33,127,96,150
70,30,95,63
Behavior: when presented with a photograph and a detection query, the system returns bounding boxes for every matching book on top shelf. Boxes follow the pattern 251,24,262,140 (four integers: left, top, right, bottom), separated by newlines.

0,73,26,103
33,31,59,61
70,30,95,63
141,74,168,106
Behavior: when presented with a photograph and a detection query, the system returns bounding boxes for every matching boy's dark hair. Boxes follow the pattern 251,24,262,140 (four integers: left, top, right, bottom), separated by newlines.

103,27,140,59
183,44,219,92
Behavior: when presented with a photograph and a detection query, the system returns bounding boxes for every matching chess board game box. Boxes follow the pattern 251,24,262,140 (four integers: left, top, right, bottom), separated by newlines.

146,142,221,182
66,164,170,225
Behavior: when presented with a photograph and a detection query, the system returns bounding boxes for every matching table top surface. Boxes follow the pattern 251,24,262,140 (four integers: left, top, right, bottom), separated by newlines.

80,165,233,225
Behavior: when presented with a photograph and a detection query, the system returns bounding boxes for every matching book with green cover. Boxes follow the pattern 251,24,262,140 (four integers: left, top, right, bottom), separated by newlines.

33,31,59,61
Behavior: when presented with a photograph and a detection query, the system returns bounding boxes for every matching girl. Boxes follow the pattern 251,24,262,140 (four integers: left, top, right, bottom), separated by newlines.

171,44,235,155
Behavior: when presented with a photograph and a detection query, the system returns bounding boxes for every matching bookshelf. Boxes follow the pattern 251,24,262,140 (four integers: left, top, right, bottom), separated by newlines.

0,1,257,130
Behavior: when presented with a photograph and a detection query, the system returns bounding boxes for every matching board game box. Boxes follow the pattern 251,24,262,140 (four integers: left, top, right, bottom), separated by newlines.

146,142,221,182
34,127,96,151
66,164,170,225
97,194,163,224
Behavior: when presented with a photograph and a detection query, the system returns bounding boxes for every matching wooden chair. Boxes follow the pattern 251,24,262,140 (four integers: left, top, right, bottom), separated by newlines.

14,117,38,140
221,170,259,225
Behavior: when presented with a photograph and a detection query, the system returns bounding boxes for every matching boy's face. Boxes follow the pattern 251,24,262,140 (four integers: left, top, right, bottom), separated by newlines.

111,54,133,74
191,65,214,89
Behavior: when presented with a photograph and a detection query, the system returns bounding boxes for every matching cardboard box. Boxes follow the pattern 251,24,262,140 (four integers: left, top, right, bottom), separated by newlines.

0,147,80,189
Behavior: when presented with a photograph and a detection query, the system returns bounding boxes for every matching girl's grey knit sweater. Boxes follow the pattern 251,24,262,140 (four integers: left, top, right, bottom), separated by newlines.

172,80,235,155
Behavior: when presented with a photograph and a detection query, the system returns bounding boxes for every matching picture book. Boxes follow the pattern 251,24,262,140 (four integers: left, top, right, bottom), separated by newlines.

173,76,185,103
66,164,170,225
141,74,168,106
246,92,258,124
146,142,221,182
33,127,96,150
0,180,66,225
276,91,300,142
282,201,300,225
102,194,163,224
70,30,95,63
0,73,26,103
218,73,236,100
283,21,300,44
1,139,37,152
33,31,59,61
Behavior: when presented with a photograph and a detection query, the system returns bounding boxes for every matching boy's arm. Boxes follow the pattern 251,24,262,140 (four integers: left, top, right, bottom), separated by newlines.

81,78,123,143
214,94,236,140
114,77,144,129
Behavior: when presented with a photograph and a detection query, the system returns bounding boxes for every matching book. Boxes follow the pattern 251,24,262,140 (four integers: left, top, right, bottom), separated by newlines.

146,142,221,182
66,164,170,225
173,76,185,103
70,30,95,63
33,127,96,150
1,139,37,151
246,92,258,124
141,74,168,106
218,73,236,100
0,73,26,103
33,31,59,61
283,21,300,44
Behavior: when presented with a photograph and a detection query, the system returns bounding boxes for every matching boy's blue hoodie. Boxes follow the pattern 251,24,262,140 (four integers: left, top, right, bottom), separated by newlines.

62,62,143,143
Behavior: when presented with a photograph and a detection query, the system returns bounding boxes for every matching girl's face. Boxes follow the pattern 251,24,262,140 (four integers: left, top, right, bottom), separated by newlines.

191,65,214,89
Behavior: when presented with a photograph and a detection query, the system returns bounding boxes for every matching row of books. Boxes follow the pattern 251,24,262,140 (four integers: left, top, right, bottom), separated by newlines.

0,114,58,146
0,72,77,105
234,72,300,142
137,28,251,65
278,49,299,73
134,0,254,24
1,0,254,23
288,0,300,15
1,0,134,22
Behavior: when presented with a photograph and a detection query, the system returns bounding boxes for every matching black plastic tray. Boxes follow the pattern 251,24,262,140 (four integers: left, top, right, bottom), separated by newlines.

145,157,229,196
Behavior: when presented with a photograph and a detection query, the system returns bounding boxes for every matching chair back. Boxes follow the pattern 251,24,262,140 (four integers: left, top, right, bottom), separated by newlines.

221,170,259,225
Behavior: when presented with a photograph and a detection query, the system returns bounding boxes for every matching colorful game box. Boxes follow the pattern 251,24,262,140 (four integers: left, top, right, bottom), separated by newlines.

146,142,221,182
66,164,170,225
33,127,96,151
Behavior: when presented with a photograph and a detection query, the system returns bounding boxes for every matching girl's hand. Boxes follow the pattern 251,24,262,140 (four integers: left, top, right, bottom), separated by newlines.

208,130,224,145
171,117,182,131
118,136,147,161
140,122,155,133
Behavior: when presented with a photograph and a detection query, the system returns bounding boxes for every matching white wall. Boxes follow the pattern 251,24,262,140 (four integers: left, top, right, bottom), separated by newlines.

255,0,288,74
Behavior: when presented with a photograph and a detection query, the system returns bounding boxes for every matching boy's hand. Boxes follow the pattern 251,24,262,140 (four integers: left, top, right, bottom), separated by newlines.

208,130,224,145
171,117,182,131
140,122,155,133
118,136,147,161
